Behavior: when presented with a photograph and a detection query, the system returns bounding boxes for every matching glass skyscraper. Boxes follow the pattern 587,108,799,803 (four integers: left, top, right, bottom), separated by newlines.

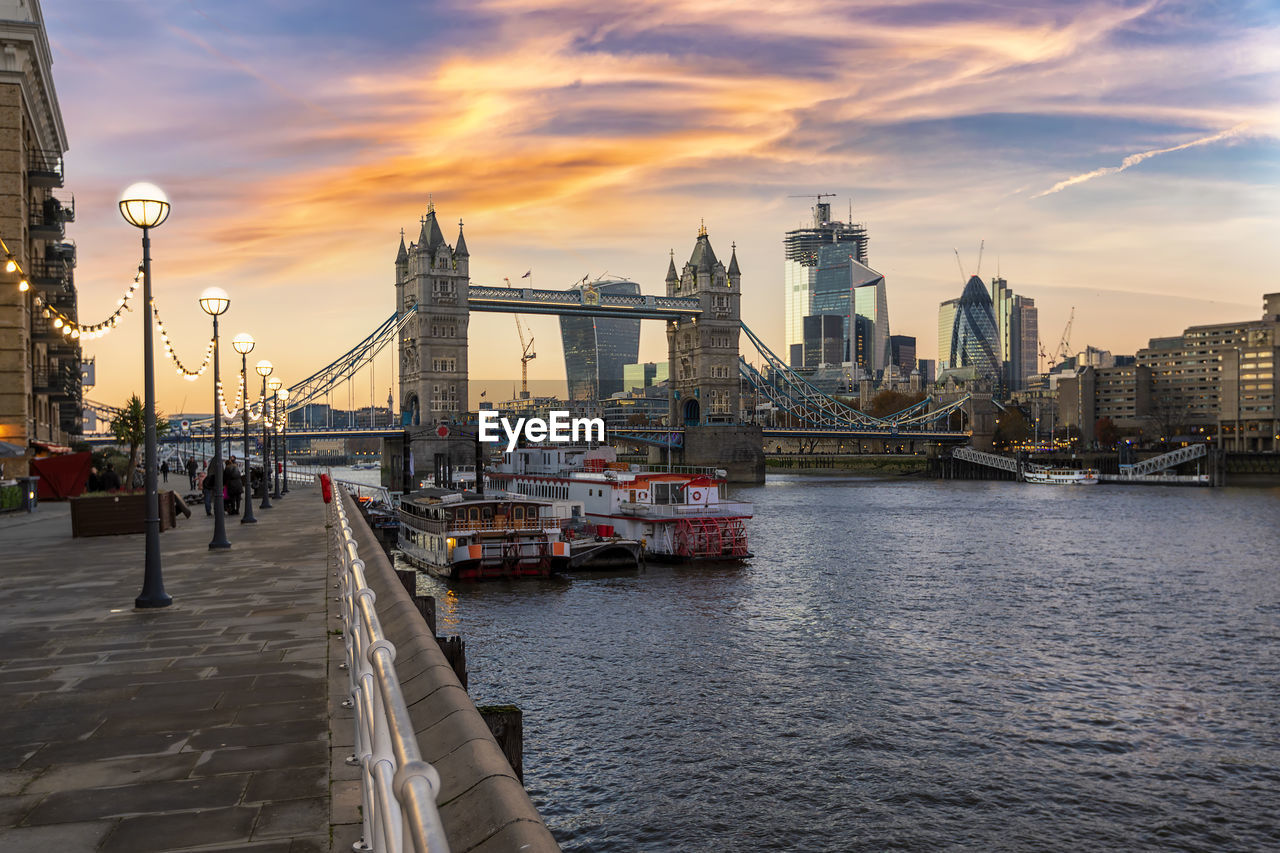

560,279,642,401
784,200,869,363
806,244,887,369
990,276,1039,391
948,275,1002,385
937,298,959,371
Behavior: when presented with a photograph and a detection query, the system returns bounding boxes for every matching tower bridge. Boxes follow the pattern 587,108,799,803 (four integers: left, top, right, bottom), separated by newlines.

126,202,974,482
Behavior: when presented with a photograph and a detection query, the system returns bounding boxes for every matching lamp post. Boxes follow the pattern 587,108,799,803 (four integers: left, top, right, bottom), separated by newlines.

278,387,290,494
199,287,232,549
267,377,283,498
120,182,172,609
232,333,258,524
256,359,274,509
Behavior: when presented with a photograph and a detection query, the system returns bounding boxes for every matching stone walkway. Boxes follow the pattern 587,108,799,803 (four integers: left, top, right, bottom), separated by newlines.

0,485,356,852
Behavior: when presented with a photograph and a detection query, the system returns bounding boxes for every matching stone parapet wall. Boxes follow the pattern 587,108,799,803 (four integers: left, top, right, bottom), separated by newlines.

338,491,561,852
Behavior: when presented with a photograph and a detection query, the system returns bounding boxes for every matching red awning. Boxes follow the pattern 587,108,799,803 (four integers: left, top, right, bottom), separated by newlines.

30,452,92,500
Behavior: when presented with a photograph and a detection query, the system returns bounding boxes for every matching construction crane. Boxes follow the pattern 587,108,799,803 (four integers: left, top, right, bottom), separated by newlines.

788,193,836,202
502,276,537,398
975,239,984,277
1055,307,1075,366
953,248,966,284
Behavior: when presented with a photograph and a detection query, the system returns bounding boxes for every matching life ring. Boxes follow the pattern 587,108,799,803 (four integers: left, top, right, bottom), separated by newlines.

638,491,648,501
691,490,702,502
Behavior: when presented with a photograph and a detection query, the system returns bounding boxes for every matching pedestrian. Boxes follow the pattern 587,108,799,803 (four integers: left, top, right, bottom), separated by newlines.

224,457,243,515
186,456,198,490
161,460,170,483
102,463,121,491
200,460,214,516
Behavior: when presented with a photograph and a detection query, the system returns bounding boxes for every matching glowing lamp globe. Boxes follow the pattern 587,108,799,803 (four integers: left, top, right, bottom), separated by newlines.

119,182,171,229
198,287,230,316
232,333,256,355
255,359,273,377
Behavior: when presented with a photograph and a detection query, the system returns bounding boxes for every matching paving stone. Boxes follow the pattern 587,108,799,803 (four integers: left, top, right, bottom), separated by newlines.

329,779,362,826
0,793,40,824
98,805,259,853
22,773,250,825
186,719,325,751
0,820,116,852
251,796,328,839
190,741,327,777
24,731,189,768
244,766,327,803
25,753,201,795
0,770,37,797
234,701,325,726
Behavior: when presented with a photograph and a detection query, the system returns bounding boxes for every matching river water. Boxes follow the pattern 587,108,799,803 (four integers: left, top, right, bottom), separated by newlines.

403,473,1280,851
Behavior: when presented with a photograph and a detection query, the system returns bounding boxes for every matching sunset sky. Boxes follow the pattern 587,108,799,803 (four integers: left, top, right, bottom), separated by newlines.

46,0,1279,413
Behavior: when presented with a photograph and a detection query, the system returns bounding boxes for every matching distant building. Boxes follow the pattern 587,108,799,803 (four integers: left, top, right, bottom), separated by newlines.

990,277,1039,392
945,276,1002,388
783,199,869,360
937,299,959,371
0,0,80,446
916,358,936,386
667,225,741,425
802,314,843,367
622,361,668,392
560,279,642,401
1134,293,1280,449
602,384,669,429
890,335,916,372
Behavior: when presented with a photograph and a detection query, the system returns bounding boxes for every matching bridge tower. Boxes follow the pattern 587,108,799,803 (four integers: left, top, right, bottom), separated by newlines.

666,223,741,426
396,201,470,426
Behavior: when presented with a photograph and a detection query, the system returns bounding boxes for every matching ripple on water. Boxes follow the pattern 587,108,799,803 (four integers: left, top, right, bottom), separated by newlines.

434,477,1280,851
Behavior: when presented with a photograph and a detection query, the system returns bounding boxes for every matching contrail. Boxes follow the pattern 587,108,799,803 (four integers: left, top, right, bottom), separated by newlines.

1032,123,1250,198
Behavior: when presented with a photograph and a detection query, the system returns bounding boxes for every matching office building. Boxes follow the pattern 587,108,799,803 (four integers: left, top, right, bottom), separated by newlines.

946,276,1002,387
989,277,1039,392
890,335,916,373
937,299,959,371
1135,293,1279,449
802,314,843,368
0,0,80,446
622,361,668,392
560,279,642,401
852,275,891,372
783,199,869,361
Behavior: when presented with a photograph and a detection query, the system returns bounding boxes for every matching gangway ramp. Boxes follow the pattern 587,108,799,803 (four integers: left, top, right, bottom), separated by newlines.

951,447,1020,474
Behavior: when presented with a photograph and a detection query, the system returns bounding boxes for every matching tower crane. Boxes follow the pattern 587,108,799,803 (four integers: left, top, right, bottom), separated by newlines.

504,277,536,400
1055,307,1075,366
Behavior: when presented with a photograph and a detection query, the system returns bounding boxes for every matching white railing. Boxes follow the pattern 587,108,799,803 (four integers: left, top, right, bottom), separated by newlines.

330,478,450,853
615,499,754,518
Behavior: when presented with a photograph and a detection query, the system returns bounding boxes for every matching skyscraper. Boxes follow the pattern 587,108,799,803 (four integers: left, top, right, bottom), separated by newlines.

890,335,917,372
784,200,869,363
990,276,1039,391
948,275,1002,386
809,244,886,366
852,276,891,372
937,298,959,371
560,279,642,401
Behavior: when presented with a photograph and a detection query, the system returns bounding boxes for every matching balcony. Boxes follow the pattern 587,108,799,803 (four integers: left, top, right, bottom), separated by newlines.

29,258,72,289
47,241,76,267
30,195,74,240
28,149,64,187
32,363,80,400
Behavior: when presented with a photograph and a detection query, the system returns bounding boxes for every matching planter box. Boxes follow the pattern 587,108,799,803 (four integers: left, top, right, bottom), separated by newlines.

70,491,178,538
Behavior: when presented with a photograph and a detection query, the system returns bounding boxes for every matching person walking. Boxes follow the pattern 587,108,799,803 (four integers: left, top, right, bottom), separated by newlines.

186,456,198,490
102,463,121,492
224,457,244,516
199,460,214,516
160,460,170,483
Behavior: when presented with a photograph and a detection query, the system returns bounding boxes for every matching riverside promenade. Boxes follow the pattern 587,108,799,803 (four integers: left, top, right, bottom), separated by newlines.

0,485,357,852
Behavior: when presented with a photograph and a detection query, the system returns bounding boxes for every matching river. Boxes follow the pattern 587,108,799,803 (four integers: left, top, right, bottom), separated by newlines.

402,473,1280,851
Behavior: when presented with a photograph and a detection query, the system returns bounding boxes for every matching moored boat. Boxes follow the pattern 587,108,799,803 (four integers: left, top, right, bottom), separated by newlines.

1024,466,1100,485
397,488,572,580
486,447,752,561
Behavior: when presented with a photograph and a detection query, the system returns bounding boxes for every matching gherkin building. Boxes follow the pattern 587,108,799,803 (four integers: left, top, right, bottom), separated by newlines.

949,275,1002,384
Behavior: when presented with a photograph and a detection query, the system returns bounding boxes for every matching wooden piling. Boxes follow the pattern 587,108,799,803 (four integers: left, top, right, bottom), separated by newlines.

478,704,524,783
437,635,467,690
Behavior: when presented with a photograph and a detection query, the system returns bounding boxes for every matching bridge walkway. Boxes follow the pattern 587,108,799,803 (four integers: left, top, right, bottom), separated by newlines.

0,484,360,852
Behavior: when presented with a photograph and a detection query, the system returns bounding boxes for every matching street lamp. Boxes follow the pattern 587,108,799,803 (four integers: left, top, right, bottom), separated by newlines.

120,182,172,609
267,377,283,498
256,359,274,510
232,332,258,524
199,287,232,550
278,387,290,494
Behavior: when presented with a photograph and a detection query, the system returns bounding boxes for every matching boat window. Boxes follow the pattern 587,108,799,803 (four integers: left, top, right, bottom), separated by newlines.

468,507,479,521
482,507,493,520
527,506,537,519
653,483,669,504
513,506,524,520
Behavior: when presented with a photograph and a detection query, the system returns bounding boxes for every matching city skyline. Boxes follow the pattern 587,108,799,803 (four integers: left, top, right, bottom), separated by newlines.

40,0,1279,411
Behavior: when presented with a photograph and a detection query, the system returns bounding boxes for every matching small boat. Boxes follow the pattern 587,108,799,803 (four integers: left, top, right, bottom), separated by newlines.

397,488,573,580
1024,467,1100,485
350,462,380,470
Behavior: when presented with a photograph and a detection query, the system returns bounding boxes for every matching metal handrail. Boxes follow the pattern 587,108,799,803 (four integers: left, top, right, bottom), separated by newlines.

329,476,450,853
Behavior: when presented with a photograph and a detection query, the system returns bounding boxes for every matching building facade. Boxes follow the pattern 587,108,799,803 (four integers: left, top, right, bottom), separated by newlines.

890,335,916,373
946,275,1002,388
622,361,668,393
801,314,842,368
0,0,79,447
937,298,958,372
559,279,642,402
783,200,869,361
666,225,741,425
989,277,1038,392
395,204,469,426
